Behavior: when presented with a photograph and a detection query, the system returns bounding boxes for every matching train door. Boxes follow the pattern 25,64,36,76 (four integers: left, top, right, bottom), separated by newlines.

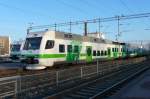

74,45,80,61
66,45,80,62
66,45,74,62
86,46,92,62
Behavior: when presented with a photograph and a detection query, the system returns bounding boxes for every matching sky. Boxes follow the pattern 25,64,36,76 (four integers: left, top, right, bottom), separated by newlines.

0,0,150,42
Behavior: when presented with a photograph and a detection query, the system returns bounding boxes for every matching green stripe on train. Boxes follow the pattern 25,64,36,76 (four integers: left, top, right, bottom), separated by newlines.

23,54,66,58
39,54,66,58
23,53,86,58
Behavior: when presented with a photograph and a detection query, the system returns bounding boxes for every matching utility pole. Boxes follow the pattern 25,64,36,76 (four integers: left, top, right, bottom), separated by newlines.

27,27,32,34
98,18,101,37
84,21,88,36
116,16,120,41
54,23,57,31
69,21,72,34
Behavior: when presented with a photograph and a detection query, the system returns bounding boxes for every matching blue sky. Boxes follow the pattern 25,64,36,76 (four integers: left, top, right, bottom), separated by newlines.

0,0,150,42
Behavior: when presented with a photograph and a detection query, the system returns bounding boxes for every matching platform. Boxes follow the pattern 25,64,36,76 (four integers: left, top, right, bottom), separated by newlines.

110,68,150,99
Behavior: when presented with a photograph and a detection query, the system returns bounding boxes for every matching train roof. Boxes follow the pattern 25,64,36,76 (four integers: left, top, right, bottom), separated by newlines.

28,30,125,45
55,31,125,45
55,31,111,44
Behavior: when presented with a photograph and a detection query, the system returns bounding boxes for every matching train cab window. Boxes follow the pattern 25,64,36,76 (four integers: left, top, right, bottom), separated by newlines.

45,40,54,49
24,37,42,50
97,51,100,56
59,44,65,53
74,46,79,53
67,45,72,52
93,50,96,56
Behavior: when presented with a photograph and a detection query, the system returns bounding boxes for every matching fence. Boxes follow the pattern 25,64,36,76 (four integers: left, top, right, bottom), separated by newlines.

0,57,146,98
0,76,19,98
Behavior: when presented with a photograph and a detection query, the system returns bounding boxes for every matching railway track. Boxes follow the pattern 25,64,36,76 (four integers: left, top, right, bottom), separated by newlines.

0,57,147,99
46,60,150,99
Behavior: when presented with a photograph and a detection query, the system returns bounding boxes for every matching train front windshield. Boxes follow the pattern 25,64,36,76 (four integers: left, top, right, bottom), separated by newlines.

11,44,21,51
23,37,42,50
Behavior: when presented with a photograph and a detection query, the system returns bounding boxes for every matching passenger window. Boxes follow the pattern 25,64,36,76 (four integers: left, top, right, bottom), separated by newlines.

122,48,125,52
97,51,100,56
93,50,96,56
67,45,72,52
59,44,65,53
101,51,104,56
105,51,107,56
112,48,114,52
74,46,79,53
45,40,54,49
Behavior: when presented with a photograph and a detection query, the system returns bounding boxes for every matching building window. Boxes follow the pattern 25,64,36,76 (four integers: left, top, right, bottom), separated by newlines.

59,44,65,53
45,40,55,49
93,50,96,56
97,51,100,56
67,45,72,52
0,42,4,48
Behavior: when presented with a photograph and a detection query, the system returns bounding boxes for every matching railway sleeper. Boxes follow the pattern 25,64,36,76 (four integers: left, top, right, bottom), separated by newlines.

75,91,94,96
80,89,99,94
79,89,98,94
66,93,88,99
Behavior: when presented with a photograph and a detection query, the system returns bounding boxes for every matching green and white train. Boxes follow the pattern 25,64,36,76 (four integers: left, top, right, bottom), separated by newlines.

21,30,127,70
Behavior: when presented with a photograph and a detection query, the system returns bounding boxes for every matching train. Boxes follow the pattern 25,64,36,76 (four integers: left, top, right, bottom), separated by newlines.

20,29,128,70
10,43,22,60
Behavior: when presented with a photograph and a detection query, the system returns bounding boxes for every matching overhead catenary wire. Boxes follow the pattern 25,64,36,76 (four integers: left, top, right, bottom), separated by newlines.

119,0,134,14
30,12,150,30
81,0,117,16
56,0,88,15
78,0,109,15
